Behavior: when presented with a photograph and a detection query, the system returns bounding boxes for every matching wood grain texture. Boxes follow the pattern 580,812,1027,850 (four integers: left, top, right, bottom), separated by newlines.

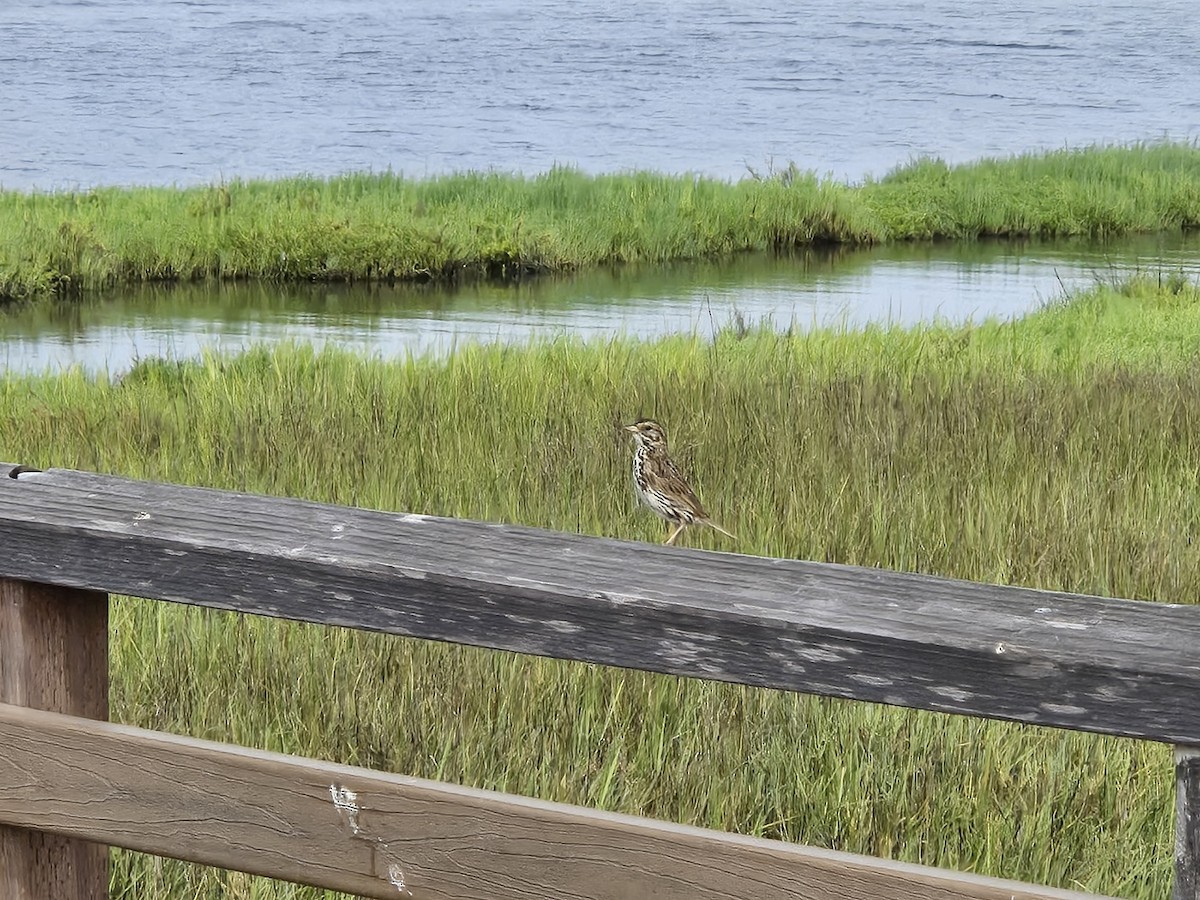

1177,747,1200,900
0,465,1198,745
0,704,1110,900
0,579,109,900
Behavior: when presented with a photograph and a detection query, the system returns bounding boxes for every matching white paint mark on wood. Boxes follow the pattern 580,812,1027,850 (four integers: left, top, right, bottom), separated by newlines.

133,511,151,521
850,673,893,687
329,792,414,897
665,627,720,645
995,642,1008,654
331,523,346,540
663,641,705,664
333,592,354,602
1041,703,1087,716
930,686,974,702
398,514,429,525
591,591,647,605
795,646,845,663
386,859,411,896
329,784,361,835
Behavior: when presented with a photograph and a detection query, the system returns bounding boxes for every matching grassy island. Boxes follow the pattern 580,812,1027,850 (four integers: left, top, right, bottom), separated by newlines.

1,142,1198,303
2,275,1199,897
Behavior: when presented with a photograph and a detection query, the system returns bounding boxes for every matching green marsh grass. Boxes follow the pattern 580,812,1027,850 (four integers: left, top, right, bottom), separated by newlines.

4,277,1200,897
2,142,1199,302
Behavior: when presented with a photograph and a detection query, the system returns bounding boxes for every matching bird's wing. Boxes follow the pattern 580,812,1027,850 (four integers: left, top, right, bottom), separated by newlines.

645,453,709,519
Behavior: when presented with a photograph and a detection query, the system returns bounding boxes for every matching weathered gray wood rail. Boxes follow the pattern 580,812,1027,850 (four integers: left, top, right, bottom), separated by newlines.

1180,748,1200,900
0,463,1196,899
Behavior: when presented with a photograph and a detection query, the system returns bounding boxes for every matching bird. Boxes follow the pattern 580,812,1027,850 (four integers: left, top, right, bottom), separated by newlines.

623,419,735,546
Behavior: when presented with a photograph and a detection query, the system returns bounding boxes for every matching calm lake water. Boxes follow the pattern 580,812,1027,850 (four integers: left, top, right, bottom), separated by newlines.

3,234,1198,376
1,1,1197,189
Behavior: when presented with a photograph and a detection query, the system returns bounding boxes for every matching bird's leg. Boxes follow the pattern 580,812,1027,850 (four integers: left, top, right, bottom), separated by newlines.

664,523,685,545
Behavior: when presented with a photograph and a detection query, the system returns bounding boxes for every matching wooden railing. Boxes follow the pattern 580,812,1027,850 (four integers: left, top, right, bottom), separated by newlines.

0,463,1196,900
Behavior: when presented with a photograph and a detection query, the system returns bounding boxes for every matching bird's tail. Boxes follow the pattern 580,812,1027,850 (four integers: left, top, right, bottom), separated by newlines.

703,520,736,540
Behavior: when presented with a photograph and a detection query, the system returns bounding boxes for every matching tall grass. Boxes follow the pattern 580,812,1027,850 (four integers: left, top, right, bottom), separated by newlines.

2,142,1198,302
3,276,1200,897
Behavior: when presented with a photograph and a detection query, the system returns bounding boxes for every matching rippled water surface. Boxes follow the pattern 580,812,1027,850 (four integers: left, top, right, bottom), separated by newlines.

4,234,1198,375
2,1,1198,373
2,0,1197,188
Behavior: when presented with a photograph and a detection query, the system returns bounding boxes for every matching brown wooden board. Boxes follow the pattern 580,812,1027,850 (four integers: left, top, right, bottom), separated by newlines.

0,703,1111,900
0,579,109,900
1,465,1199,743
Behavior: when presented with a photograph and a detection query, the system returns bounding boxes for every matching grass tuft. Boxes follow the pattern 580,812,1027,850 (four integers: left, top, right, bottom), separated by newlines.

2,142,1199,302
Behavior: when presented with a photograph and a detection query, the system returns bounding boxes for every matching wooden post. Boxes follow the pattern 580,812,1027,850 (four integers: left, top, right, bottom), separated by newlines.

0,579,109,900
1179,746,1200,900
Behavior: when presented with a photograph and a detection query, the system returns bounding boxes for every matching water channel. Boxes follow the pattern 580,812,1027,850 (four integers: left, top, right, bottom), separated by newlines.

3,233,1197,376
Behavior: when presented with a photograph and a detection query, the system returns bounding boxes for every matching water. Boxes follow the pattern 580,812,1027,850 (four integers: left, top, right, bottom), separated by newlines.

1,1,1196,190
2,2,1197,374
4,234,1198,375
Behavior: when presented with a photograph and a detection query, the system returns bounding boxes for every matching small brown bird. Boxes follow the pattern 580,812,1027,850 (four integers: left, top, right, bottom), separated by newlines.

624,419,735,546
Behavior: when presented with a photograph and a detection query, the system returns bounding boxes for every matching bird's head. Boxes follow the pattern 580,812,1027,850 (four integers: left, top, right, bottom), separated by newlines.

624,419,668,450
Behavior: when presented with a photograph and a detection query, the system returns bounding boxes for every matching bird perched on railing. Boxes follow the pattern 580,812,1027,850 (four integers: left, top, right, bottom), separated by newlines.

623,419,735,546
